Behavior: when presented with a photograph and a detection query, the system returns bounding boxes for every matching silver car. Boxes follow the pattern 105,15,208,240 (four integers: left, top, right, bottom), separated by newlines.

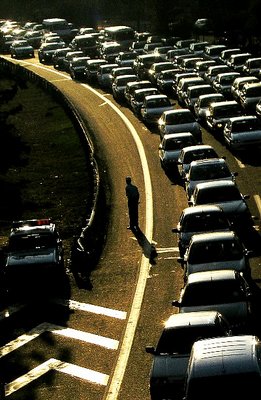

184,158,237,200
179,231,252,280
159,132,196,171
172,269,254,333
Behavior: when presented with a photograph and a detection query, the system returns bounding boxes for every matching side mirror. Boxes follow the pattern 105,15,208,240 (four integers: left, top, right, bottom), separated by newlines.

244,194,250,200
159,144,163,149
177,257,184,264
145,346,156,354
172,300,180,307
172,227,179,233
188,200,193,206
233,172,238,177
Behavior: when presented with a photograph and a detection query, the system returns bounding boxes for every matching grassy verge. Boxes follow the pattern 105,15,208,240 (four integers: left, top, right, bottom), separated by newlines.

0,75,94,261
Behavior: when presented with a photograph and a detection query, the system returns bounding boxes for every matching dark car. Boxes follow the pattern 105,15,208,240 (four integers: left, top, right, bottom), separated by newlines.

52,47,71,69
223,115,261,152
38,42,66,63
188,180,253,232
172,269,254,333
130,87,160,117
212,72,240,99
172,204,232,256
146,311,231,400
10,39,34,58
158,108,202,143
69,56,90,80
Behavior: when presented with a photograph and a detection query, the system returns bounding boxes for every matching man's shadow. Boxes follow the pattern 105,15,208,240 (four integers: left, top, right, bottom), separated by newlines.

132,227,158,265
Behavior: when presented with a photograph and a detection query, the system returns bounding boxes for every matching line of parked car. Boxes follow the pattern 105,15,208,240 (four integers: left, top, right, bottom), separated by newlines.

1,22,261,399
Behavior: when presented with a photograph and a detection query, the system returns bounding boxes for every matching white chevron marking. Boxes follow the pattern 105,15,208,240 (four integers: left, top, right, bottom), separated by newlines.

55,299,127,319
5,358,109,396
0,322,118,358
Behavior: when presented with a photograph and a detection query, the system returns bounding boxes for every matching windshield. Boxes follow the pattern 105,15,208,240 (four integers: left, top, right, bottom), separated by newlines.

189,163,231,180
166,112,194,124
187,239,243,263
196,185,242,204
183,149,218,163
9,233,57,252
231,118,261,132
182,279,246,306
182,214,229,232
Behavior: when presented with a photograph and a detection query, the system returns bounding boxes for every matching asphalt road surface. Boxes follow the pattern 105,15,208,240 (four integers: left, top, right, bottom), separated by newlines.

0,54,260,400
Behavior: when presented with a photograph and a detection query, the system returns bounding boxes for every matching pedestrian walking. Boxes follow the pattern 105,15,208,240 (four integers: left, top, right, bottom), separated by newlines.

125,176,139,231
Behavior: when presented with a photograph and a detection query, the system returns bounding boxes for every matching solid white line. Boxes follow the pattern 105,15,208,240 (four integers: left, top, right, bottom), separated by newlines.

156,247,179,253
253,194,261,217
5,358,109,396
0,322,118,358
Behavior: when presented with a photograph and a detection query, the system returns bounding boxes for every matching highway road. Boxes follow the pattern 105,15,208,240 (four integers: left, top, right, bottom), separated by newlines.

0,54,261,400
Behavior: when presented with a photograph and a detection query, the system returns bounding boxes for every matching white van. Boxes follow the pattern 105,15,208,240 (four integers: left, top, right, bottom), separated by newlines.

184,335,261,400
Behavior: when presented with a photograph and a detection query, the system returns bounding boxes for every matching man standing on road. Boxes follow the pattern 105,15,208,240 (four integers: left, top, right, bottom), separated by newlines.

125,176,140,231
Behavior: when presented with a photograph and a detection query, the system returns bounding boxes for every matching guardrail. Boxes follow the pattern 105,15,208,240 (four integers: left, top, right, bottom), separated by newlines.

0,57,107,271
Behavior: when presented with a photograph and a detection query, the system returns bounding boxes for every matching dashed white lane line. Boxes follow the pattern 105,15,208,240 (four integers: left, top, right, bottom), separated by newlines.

0,322,118,358
5,358,109,396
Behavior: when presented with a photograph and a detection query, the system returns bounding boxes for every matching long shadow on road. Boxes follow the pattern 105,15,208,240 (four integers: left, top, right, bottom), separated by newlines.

132,227,158,265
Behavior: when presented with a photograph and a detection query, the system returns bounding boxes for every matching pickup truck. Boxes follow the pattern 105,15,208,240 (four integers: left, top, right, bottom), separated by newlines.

3,218,64,299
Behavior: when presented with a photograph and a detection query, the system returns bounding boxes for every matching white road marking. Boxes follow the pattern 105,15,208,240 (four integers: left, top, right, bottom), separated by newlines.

254,194,261,217
156,247,179,253
0,322,118,358
5,59,154,400
5,358,109,396
56,299,127,319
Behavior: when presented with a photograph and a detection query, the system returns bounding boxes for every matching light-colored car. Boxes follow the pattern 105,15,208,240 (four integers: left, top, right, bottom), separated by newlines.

238,82,261,112
140,94,173,125
193,60,216,77
158,108,202,143
156,68,180,94
177,76,205,105
172,204,231,256
10,39,34,58
226,52,252,72
124,79,152,106
84,58,108,82
231,75,259,102
194,93,225,122
147,61,174,84
183,84,214,109
243,57,261,76
218,48,241,64
223,115,261,151
204,44,227,61
188,180,253,232
130,87,159,117
205,100,242,133
172,269,254,333
184,335,261,400
146,311,231,400
177,144,219,182
184,158,237,200
179,231,252,280
212,72,240,99
159,132,196,171
97,63,118,88
114,51,137,67
203,64,230,84
112,74,137,101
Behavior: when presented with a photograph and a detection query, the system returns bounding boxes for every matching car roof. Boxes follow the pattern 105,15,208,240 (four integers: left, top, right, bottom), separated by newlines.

195,180,237,190
145,94,168,100
189,157,226,168
197,93,224,101
187,269,237,284
163,132,194,140
181,144,215,154
189,231,237,244
181,204,225,216
165,311,223,329
209,100,239,108
163,108,192,116
233,76,258,83
228,115,258,123
190,335,260,378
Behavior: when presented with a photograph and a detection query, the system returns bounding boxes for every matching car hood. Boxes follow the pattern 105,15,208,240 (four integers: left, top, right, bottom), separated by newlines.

165,122,200,133
186,258,247,275
150,354,189,379
231,131,261,142
7,248,58,266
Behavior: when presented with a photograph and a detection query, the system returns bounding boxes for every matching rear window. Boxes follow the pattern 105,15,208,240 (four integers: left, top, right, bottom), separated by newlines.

195,185,242,204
